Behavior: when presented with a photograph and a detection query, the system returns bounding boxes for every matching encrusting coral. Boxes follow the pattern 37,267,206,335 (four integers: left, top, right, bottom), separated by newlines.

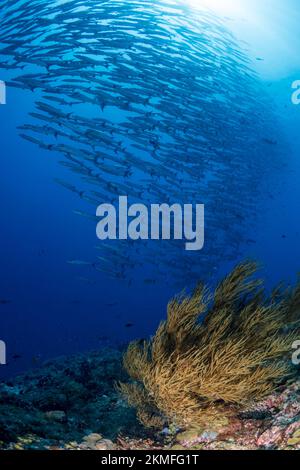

118,261,300,429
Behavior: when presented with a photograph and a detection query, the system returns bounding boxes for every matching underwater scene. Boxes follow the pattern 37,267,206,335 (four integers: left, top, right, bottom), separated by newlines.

0,0,300,455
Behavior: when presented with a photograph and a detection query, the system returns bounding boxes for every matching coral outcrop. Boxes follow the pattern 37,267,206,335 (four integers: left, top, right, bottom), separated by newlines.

0,345,299,450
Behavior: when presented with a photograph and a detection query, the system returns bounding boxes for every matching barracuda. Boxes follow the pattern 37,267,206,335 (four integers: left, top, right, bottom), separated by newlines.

0,0,283,285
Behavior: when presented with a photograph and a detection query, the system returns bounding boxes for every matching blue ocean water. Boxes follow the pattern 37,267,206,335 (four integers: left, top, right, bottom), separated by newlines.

0,0,300,378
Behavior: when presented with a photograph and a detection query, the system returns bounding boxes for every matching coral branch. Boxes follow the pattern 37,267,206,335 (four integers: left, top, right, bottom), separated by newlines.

119,261,300,429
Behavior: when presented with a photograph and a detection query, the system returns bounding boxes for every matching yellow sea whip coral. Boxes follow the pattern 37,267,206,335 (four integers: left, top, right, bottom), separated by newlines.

118,261,300,429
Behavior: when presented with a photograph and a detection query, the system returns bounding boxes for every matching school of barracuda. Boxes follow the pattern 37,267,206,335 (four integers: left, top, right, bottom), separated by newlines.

0,0,284,287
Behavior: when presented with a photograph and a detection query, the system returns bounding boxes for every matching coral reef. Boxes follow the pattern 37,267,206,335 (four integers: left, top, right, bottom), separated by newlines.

0,346,299,450
119,261,300,429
